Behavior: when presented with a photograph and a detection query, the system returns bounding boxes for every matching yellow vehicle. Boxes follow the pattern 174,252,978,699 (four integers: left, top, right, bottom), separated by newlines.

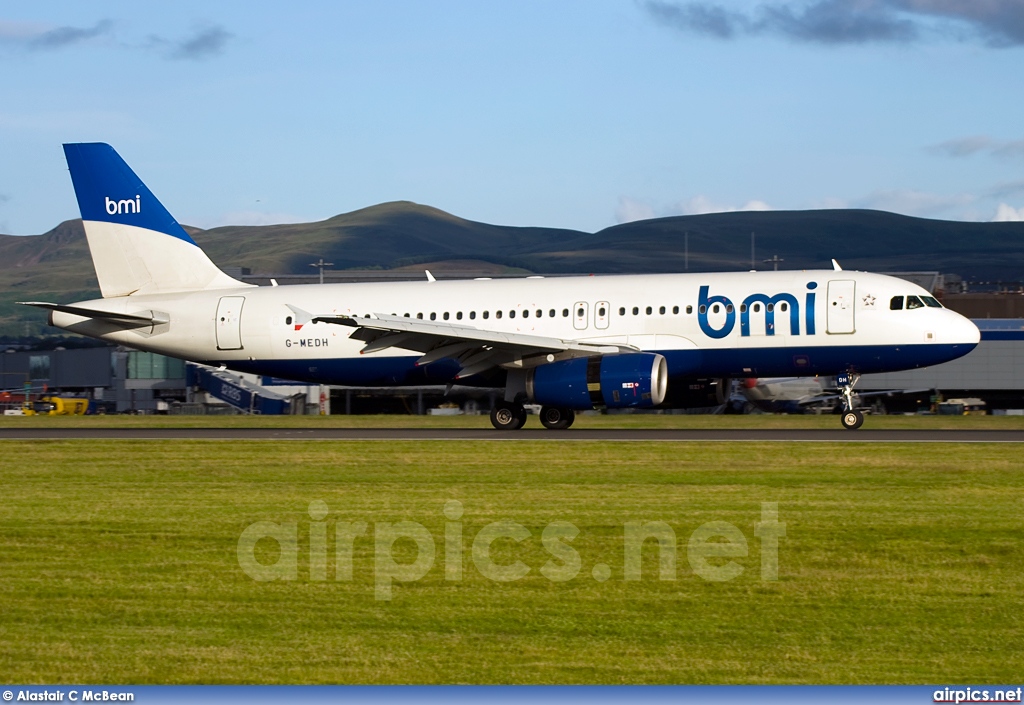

22,397,90,416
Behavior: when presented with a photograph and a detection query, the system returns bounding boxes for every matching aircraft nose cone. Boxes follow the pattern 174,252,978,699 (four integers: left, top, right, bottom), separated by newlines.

955,314,981,346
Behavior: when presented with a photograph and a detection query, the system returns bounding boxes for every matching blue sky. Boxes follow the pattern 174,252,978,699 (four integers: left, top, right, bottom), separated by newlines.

2,0,1023,235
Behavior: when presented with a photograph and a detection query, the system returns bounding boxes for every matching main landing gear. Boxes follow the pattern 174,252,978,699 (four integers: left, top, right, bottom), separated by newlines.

489,402,576,430
490,400,527,430
837,371,864,430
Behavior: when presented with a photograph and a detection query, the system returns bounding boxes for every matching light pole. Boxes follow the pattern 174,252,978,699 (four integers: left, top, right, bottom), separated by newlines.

310,258,334,285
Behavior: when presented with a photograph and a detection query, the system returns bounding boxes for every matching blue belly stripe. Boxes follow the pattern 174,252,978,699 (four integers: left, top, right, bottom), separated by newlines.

214,342,976,387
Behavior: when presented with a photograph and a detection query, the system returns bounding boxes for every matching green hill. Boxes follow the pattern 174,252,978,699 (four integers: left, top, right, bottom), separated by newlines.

2,202,1023,335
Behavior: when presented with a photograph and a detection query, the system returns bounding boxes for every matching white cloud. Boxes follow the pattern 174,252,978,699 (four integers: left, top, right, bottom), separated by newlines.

993,203,1024,222
929,134,1024,160
614,197,656,224
615,194,772,223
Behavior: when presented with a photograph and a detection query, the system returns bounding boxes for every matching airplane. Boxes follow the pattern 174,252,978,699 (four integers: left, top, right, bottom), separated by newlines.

734,376,928,415
19,143,981,431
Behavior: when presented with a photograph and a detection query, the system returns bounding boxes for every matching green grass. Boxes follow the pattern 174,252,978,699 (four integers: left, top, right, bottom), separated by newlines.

1,440,1022,684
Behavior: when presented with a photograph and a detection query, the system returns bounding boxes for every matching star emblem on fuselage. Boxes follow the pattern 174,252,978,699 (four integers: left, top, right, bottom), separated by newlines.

862,294,876,307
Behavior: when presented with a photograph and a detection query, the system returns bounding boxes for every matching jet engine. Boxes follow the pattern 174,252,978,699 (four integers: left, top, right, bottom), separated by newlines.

526,353,668,410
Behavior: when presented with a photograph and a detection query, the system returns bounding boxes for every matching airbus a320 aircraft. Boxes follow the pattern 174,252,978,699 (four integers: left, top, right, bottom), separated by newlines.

21,143,980,430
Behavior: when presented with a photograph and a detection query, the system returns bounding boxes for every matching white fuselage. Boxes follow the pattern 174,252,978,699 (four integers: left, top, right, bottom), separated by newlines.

51,269,980,389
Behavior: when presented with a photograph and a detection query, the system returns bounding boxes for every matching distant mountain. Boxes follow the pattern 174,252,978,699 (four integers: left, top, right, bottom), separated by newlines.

2,202,1023,335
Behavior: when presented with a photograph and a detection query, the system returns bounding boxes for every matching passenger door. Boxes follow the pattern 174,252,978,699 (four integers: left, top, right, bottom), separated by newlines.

826,280,856,334
216,296,245,350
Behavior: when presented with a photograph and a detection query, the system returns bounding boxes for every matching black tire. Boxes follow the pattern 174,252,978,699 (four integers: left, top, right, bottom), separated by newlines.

539,406,575,430
841,409,864,430
515,404,528,429
491,402,526,430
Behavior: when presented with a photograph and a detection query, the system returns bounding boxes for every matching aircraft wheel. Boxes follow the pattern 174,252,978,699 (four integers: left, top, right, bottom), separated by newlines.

539,406,575,430
841,409,864,430
491,402,526,430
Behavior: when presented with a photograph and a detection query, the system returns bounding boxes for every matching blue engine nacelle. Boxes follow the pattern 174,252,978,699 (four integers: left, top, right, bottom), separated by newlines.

527,353,668,410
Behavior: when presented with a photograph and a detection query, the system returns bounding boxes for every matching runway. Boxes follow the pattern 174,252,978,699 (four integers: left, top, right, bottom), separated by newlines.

2,428,1024,442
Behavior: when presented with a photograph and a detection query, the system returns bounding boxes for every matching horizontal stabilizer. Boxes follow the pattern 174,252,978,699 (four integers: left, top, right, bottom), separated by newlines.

17,301,169,326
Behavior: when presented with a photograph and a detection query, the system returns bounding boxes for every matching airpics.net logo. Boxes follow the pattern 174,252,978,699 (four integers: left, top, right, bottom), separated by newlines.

104,196,140,215
237,500,787,601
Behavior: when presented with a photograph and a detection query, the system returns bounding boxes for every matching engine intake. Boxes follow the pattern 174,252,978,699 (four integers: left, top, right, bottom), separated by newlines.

527,353,668,410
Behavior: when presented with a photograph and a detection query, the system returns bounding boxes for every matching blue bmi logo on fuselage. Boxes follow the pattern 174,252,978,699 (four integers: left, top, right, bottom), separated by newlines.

698,283,818,339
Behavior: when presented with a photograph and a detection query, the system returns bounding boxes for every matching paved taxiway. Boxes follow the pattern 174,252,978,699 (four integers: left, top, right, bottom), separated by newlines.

2,428,1023,442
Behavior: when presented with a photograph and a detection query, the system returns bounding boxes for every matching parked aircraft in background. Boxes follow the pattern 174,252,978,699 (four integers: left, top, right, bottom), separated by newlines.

734,376,926,415
20,144,980,430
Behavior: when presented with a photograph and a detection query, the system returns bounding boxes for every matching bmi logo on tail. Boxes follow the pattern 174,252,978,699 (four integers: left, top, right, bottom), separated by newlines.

105,196,141,215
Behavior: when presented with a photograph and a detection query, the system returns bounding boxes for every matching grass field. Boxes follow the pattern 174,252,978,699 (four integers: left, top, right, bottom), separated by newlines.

1,436,1022,684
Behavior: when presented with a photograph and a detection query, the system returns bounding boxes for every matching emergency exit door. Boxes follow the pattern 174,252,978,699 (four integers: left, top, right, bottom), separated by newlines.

826,280,855,334
216,296,245,350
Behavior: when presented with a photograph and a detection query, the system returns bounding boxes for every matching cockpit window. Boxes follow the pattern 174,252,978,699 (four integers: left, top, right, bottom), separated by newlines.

922,296,942,308
906,295,924,310
890,296,903,310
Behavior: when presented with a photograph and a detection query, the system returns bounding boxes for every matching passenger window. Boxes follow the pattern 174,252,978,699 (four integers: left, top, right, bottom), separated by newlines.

536,309,542,317
699,305,706,314
549,309,556,317
753,303,761,313
686,305,693,314
712,304,720,314
767,304,774,313
443,312,449,320
659,306,665,314
890,296,904,310
725,304,733,314
562,309,569,317
906,296,924,310
576,307,584,317
922,296,942,308
285,316,293,325
780,303,788,312
672,306,679,314
404,313,410,318
470,311,476,320
619,307,626,316
430,312,437,320
496,310,503,319
646,306,652,315
739,304,747,313
417,313,423,319
456,312,462,320
633,307,639,315
522,310,529,318
483,311,489,319
598,306,606,316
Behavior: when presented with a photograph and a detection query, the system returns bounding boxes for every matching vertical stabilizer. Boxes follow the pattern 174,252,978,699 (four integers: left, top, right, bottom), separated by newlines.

63,143,248,297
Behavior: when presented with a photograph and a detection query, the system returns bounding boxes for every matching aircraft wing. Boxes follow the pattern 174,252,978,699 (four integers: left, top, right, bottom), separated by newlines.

312,313,635,378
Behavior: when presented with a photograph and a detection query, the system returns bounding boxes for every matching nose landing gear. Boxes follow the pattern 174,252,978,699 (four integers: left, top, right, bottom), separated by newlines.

837,371,864,430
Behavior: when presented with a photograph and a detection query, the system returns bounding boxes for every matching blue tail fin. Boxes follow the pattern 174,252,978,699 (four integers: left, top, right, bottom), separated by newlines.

63,143,246,297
